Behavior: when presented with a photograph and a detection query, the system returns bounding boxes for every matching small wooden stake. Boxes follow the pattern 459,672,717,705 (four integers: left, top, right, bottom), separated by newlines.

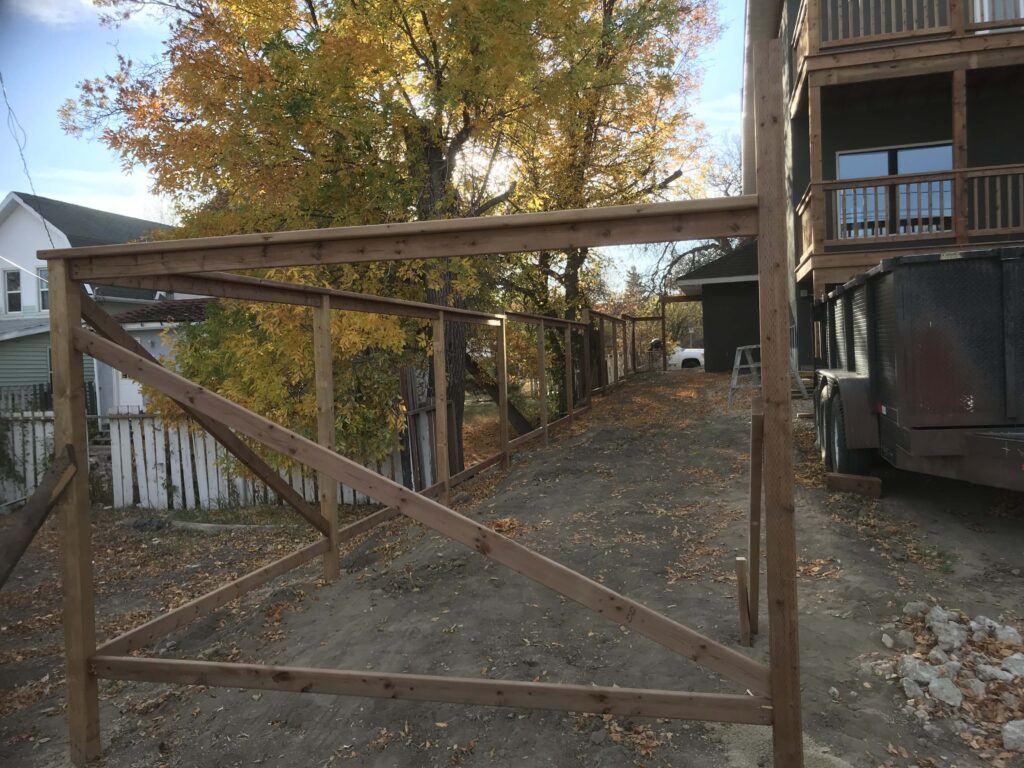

825,472,881,498
50,259,100,765
736,557,751,647
496,319,510,468
432,313,450,501
313,296,339,581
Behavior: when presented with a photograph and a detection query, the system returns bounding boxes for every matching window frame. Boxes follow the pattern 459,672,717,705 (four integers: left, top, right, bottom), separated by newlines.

37,267,49,312
4,269,22,314
836,140,953,181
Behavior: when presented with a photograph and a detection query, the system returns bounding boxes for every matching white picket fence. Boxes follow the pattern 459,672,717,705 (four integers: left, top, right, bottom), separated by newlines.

0,411,56,507
107,409,435,511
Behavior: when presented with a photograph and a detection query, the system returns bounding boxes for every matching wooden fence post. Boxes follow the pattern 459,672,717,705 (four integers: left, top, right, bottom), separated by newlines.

630,318,637,374
313,296,339,581
50,259,100,765
496,319,510,468
581,309,592,403
748,396,764,635
755,38,805,767
660,295,668,371
432,313,450,502
598,316,606,388
564,325,573,424
611,320,619,385
537,320,548,444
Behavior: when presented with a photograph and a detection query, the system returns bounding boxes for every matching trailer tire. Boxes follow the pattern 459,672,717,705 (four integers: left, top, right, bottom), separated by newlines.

829,391,873,476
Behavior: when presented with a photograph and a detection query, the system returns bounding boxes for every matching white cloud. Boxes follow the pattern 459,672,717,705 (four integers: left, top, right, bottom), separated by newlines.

7,0,100,26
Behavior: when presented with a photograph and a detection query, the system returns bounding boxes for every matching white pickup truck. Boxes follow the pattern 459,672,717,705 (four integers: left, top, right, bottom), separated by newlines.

668,346,704,369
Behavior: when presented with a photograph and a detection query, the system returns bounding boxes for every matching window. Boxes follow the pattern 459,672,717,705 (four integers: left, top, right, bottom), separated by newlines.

4,270,21,313
37,267,48,311
834,143,953,240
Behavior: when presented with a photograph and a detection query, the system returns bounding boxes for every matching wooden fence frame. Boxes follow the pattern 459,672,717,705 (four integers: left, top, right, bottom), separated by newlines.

39,39,800,767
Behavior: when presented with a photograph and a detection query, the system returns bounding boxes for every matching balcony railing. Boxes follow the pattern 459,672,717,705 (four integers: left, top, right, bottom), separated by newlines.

805,164,1024,252
793,0,1024,56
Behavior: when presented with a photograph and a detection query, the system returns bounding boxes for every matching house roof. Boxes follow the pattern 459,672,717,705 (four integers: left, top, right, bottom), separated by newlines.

0,317,50,342
13,192,169,248
675,240,759,287
114,298,214,325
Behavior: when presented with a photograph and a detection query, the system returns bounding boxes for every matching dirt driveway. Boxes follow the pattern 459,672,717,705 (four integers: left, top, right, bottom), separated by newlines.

2,372,1023,767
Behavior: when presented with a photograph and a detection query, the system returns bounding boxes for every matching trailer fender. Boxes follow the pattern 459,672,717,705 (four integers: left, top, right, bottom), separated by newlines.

818,371,878,450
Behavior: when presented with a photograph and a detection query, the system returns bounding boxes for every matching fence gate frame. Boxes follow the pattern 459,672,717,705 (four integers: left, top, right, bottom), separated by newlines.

41,39,801,768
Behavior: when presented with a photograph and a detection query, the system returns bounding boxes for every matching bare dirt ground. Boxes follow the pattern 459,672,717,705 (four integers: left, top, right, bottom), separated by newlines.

2,371,1024,767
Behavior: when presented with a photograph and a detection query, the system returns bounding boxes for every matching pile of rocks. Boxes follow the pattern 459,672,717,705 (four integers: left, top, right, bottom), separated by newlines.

883,603,1024,755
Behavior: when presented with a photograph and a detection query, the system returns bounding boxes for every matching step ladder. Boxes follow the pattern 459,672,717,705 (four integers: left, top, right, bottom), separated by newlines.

728,344,808,407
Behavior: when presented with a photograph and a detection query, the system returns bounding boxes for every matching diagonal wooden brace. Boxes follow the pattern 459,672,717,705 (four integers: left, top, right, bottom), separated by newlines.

79,294,328,536
74,325,771,695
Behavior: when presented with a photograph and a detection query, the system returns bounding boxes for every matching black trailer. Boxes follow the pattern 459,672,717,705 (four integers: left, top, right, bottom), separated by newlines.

814,247,1024,492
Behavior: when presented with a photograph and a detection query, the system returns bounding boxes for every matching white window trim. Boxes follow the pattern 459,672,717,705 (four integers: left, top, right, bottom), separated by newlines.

37,267,49,313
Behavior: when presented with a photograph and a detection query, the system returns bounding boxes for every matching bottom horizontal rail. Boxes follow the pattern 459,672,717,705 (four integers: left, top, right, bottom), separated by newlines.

90,656,773,725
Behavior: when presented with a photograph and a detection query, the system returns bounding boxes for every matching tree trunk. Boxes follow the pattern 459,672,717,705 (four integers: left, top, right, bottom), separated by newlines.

463,354,534,437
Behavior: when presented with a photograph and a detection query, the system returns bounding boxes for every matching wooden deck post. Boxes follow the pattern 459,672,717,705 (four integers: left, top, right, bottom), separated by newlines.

754,38,805,767
432,313,450,501
50,259,100,764
611,320,619,385
630,318,638,373
564,326,574,424
660,295,668,371
950,0,965,35
496,319,510,468
313,295,339,581
537,320,548,444
748,396,764,635
952,68,968,244
808,84,826,254
581,309,592,403
597,315,606,388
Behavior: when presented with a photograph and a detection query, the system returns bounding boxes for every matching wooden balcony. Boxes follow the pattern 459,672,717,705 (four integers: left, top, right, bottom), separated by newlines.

796,164,1024,273
793,0,1024,61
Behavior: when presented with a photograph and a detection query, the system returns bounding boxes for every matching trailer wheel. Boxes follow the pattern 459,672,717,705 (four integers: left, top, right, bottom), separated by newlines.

829,391,872,476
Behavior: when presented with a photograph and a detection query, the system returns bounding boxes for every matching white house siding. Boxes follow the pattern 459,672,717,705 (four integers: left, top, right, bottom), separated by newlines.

0,202,69,320
94,326,174,414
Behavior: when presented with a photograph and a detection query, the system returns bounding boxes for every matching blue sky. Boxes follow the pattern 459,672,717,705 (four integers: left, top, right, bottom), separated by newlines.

0,0,744,232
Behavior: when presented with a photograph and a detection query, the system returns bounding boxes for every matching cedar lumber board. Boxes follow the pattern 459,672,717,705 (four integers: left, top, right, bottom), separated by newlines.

754,39,805,766
73,326,771,694
79,294,329,537
748,398,764,636
0,445,77,590
825,472,882,498
89,656,774,726
736,557,752,647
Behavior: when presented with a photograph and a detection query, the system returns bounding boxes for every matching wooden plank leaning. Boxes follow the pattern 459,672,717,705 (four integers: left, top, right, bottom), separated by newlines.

74,326,771,695
79,293,329,537
748,396,764,635
91,656,773,725
0,444,77,590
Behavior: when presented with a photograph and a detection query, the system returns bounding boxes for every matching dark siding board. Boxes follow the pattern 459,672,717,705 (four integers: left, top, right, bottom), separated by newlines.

851,285,869,374
701,281,761,373
966,66,1024,168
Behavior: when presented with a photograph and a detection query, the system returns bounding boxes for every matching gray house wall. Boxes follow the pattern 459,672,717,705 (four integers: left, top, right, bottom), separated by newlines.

701,281,762,373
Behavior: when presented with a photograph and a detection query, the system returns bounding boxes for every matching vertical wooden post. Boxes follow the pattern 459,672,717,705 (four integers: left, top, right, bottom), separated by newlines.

630,318,637,373
313,295,339,581
537,320,548,444
755,38,805,768
660,295,668,371
950,0,965,35
808,84,826,254
610,320,619,385
496,319,510,468
51,261,100,765
598,315,606,388
748,396,765,635
952,68,968,244
581,309,592,403
806,0,820,54
564,325,574,424
432,312,450,502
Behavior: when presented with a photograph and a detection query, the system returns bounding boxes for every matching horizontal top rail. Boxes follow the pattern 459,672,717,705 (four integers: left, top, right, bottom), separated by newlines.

40,197,760,282
503,311,587,328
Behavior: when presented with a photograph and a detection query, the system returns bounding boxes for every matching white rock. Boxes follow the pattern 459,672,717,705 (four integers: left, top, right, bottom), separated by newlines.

927,606,955,627
901,678,923,699
881,633,894,649
977,664,1015,683
970,615,999,633
1002,653,1024,677
903,601,929,617
898,655,938,685
933,620,968,651
929,677,963,707
1002,720,1024,751
996,625,1023,645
